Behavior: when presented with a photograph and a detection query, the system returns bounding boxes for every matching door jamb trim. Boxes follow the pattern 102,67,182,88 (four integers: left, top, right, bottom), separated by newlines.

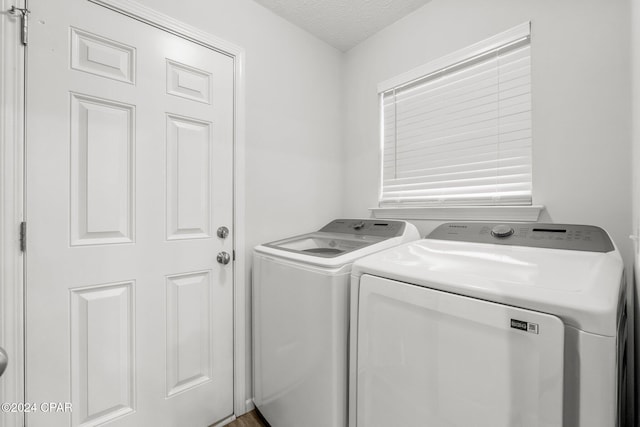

0,1,26,425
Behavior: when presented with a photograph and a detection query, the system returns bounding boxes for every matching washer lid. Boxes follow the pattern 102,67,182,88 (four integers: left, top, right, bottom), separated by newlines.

264,232,385,258
260,219,410,260
351,237,623,337
255,220,420,268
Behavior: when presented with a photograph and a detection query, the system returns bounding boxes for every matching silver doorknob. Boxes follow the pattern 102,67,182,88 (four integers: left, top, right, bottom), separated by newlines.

0,346,8,377
217,226,229,239
217,251,231,265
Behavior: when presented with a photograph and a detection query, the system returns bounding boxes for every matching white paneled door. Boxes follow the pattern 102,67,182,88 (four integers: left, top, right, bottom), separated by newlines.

25,1,234,426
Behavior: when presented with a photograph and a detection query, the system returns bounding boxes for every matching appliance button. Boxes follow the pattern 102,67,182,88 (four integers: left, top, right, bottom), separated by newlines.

491,224,514,238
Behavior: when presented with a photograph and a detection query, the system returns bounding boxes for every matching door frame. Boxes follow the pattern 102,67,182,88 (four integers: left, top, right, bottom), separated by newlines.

0,0,248,425
0,1,26,426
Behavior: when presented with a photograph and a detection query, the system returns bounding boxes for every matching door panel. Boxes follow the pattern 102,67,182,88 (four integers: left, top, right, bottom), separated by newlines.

26,1,234,426
70,93,134,245
356,274,564,427
166,271,213,397
69,281,135,426
166,114,212,240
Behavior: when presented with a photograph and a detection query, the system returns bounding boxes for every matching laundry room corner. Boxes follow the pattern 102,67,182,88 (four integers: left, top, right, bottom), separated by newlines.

2,0,638,425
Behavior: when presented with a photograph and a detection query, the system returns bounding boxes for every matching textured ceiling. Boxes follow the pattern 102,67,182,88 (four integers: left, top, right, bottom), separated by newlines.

253,0,433,51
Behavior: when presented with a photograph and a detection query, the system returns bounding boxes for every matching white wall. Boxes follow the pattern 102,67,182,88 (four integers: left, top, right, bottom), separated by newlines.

343,0,632,265
134,0,344,407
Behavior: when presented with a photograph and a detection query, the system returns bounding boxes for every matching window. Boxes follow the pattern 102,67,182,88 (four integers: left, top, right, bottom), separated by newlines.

380,23,532,207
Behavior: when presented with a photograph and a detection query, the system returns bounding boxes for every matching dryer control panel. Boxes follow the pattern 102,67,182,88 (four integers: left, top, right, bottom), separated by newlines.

428,222,615,252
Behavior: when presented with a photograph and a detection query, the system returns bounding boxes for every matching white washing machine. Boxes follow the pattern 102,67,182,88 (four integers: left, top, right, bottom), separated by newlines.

349,222,627,427
253,219,419,427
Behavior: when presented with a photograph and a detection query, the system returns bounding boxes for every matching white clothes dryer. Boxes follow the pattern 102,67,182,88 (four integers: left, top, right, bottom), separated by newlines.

349,222,627,427
253,219,419,427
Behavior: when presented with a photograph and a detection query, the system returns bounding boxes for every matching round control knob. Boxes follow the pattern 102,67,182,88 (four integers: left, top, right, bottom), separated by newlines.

491,224,514,238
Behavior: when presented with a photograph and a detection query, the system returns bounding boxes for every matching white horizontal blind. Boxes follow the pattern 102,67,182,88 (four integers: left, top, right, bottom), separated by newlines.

381,32,532,206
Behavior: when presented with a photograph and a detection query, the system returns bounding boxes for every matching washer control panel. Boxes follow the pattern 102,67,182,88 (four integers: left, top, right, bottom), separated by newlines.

428,222,615,252
319,219,406,238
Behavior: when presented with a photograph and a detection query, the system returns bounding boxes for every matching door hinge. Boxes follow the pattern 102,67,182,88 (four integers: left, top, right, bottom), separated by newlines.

232,250,236,261
9,5,30,46
19,221,26,252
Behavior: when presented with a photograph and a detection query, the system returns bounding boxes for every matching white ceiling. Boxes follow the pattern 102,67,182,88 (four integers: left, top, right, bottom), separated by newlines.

253,0,433,52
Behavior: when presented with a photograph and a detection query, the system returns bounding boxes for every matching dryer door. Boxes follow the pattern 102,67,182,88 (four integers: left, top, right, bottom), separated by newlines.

355,274,564,427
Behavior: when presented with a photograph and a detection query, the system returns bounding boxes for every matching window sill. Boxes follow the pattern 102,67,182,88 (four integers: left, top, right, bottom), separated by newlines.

369,205,545,222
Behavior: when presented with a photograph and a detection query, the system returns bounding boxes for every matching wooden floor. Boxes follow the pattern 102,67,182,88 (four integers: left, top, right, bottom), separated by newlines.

224,410,269,427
